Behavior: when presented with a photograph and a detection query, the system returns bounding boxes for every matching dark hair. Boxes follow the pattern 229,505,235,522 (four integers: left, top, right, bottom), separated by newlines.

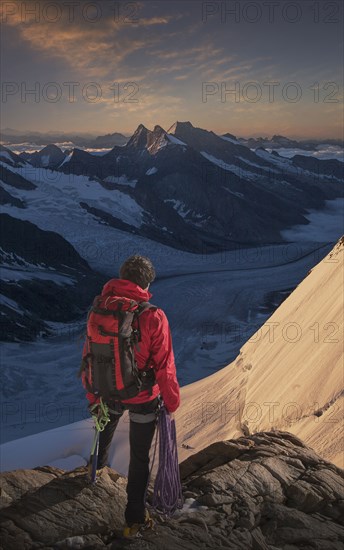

119,255,156,289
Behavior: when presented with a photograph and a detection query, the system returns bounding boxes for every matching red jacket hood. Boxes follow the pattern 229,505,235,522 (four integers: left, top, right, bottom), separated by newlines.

101,278,153,302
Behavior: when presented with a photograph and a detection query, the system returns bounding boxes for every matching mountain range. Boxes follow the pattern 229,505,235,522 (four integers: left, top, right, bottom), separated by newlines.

2,126,343,150
3,121,343,251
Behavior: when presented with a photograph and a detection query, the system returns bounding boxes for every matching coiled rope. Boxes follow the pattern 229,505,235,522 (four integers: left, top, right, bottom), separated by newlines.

144,402,184,517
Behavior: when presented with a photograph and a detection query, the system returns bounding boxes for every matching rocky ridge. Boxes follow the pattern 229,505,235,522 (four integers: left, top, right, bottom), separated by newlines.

1,431,343,549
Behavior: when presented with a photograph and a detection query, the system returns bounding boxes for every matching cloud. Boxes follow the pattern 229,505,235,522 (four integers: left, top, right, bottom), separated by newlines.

1,5,163,78
135,16,174,26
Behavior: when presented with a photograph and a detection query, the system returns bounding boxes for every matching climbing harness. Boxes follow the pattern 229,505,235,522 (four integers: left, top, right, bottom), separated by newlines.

88,398,111,483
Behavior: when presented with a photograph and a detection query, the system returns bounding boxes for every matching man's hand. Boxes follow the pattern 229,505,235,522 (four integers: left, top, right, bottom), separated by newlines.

168,411,175,421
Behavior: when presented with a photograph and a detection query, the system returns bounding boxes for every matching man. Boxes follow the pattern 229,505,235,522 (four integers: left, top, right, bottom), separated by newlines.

81,255,180,534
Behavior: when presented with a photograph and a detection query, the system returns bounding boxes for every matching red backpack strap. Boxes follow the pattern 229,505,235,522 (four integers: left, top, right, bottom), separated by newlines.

132,302,158,351
137,301,158,315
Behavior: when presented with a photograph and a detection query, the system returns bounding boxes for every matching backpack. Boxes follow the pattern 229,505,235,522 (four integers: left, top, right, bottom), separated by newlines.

78,293,158,402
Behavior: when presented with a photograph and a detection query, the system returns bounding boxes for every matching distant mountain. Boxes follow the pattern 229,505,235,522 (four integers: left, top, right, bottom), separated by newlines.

0,127,28,136
92,132,128,147
239,134,344,150
0,129,128,148
20,144,67,169
3,121,343,254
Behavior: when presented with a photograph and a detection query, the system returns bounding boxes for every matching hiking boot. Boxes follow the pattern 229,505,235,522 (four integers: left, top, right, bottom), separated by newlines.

122,510,154,538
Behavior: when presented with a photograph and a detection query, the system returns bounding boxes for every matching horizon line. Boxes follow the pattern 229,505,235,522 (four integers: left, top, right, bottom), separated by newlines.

1,125,343,143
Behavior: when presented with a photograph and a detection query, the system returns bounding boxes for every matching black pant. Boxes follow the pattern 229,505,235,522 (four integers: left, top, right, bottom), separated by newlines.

97,396,159,526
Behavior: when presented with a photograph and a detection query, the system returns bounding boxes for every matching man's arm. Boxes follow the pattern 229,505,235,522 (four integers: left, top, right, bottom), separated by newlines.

149,309,180,413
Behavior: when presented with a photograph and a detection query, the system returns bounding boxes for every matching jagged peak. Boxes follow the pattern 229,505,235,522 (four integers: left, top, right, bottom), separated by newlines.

147,126,168,154
167,121,194,135
136,123,148,131
126,124,150,148
125,124,168,153
152,125,167,138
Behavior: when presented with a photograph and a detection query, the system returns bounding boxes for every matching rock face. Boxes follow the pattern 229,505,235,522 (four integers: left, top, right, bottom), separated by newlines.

1,431,343,549
0,213,105,341
21,144,67,169
0,144,29,168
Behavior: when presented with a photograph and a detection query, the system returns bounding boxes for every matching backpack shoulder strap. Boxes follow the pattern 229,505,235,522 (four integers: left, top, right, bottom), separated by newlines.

132,302,158,348
136,301,158,316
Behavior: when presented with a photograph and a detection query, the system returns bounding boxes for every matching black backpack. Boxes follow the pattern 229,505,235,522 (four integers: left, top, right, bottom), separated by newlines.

78,293,158,402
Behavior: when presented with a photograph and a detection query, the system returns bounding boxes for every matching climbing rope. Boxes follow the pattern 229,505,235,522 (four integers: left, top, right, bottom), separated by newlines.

144,401,184,518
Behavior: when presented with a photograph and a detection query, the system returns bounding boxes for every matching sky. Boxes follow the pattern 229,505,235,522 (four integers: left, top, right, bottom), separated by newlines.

0,0,343,139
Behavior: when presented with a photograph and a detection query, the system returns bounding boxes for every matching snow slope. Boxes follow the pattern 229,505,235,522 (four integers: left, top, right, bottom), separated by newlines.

1,164,144,230
176,236,344,469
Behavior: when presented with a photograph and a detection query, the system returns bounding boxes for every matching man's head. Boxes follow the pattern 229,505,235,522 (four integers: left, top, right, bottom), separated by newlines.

119,255,156,290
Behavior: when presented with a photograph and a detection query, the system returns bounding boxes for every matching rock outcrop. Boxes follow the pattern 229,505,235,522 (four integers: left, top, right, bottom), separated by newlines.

1,431,343,549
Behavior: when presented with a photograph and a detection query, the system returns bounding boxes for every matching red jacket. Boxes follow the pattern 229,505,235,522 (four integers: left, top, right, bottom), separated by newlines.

81,278,180,413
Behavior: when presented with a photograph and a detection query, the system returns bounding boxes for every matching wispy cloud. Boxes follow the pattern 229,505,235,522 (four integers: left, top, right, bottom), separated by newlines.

1,7,165,78
2,0,341,138
135,16,174,26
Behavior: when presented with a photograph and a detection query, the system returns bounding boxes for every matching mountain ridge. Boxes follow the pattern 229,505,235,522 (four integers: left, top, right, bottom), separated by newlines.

176,236,344,468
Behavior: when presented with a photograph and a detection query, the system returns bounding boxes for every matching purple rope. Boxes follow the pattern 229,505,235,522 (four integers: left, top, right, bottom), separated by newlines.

144,405,184,518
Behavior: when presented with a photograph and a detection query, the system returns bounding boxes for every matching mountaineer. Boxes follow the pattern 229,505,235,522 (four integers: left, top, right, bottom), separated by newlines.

79,255,180,537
